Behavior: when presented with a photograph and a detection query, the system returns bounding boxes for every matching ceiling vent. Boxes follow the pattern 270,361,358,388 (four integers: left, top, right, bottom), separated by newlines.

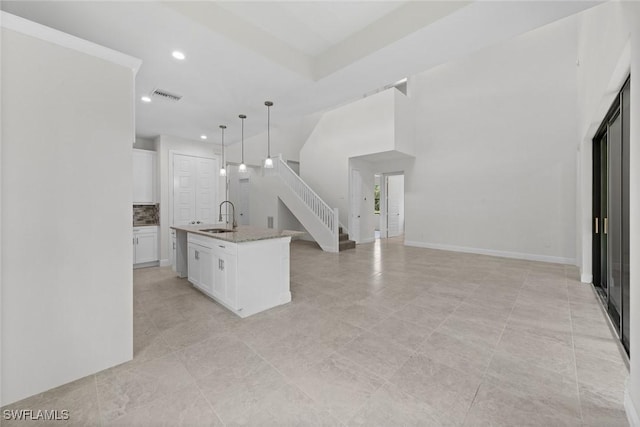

151,88,182,102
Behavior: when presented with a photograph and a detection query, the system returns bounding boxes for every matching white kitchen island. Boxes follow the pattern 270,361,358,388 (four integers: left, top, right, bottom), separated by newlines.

171,225,301,318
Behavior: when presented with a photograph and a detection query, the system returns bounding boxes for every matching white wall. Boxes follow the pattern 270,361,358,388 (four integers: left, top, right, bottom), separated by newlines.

300,89,403,228
225,113,322,167
404,15,579,264
156,134,223,264
628,4,640,424
133,136,155,151
1,21,138,405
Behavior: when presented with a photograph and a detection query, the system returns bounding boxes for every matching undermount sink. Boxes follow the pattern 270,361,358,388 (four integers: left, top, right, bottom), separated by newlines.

200,228,235,234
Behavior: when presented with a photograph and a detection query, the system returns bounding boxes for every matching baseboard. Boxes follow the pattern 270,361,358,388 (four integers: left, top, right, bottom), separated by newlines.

404,240,576,265
159,259,171,267
580,273,593,284
625,387,640,427
133,261,160,269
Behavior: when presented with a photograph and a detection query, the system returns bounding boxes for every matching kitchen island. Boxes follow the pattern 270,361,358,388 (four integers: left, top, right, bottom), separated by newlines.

171,224,302,318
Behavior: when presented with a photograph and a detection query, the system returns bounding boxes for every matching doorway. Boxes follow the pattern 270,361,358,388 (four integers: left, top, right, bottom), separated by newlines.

377,172,405,239
172,153,218,225
238,178,250,226
350,169,363,243
386,175,405,238
592,76,630,354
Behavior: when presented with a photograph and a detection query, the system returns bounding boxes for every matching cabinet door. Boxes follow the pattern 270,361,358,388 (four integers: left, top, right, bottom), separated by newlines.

171,235,177,272
132,235,136,264
187,244,201,286
135,232,158,263
219,252,238,309
198,245,216,295
133,150,156,203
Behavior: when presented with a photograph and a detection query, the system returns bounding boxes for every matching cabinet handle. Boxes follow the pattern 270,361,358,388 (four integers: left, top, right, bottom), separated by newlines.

173,242,176,249
220,259,224,271
218,245,225,248
136,237,139,244
196,221,201,224
195,250,199,260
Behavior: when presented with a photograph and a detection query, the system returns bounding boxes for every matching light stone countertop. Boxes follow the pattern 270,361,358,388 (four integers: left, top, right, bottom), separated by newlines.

170,224,304,243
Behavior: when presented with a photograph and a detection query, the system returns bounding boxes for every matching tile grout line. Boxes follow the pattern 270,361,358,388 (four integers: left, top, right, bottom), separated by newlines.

193,382,227,427
93,374,104,427
242,336,347,427
566,270,585,425
460,268,530,426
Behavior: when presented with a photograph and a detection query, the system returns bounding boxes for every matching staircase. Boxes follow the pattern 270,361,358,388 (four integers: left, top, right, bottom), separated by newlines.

339,227,356,251
270,157,354,253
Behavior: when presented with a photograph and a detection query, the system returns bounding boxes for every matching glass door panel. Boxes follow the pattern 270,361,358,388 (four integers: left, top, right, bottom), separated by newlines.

607,110,622,330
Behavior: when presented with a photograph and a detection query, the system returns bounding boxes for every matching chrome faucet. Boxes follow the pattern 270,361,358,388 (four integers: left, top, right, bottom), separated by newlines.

218,201,237,229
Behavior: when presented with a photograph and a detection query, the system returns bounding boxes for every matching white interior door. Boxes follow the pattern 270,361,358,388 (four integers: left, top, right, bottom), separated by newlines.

173,154,196,225
196,157,216,224
238,178,250,225
386,174,404,237
350,169,362,242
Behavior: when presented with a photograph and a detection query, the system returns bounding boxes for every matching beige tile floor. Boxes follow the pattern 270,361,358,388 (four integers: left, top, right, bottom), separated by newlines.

3,238,630,426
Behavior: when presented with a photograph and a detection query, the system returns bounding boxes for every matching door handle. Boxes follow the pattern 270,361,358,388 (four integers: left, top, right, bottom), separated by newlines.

136,237,139,244
603,218,608,235
594,217,599,234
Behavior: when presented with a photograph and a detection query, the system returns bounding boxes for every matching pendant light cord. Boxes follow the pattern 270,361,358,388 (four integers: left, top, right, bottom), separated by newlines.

239,114,246,164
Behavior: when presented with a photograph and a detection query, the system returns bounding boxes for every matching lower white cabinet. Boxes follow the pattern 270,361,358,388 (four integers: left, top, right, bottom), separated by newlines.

133,226,159,265
188,235,238,310
178,229,291,318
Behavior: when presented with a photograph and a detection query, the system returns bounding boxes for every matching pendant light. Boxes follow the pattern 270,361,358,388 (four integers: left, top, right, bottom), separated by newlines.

264,101,274,169
219,125,227,177
238,114,247,173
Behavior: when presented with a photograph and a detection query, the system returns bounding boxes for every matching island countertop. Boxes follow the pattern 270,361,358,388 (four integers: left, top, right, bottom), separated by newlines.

170,224,304,243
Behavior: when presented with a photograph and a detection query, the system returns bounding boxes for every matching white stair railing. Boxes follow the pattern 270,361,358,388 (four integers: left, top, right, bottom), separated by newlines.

274,156,339,244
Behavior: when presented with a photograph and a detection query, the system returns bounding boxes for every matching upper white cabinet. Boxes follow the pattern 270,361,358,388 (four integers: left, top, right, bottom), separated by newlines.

133,149,157,204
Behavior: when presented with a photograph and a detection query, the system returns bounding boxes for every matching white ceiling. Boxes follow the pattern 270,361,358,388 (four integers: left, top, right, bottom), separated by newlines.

216,1,409,56
1,1,600,145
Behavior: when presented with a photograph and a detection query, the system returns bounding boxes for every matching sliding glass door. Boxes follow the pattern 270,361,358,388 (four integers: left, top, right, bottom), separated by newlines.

592,76,630,355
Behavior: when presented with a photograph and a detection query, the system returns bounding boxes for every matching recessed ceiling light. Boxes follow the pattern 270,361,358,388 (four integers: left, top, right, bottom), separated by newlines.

172,51,185,60
200,135,207,140
140,96,151,103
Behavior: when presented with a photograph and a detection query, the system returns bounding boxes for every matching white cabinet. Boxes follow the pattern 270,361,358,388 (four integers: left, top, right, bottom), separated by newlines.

213,243,238,308
133,149,157,204
181,230,291,318
187,234,238,310
188,242,215,294
133,226,158,265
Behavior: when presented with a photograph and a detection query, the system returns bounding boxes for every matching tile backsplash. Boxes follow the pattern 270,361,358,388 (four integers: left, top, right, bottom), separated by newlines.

133,204,159,225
